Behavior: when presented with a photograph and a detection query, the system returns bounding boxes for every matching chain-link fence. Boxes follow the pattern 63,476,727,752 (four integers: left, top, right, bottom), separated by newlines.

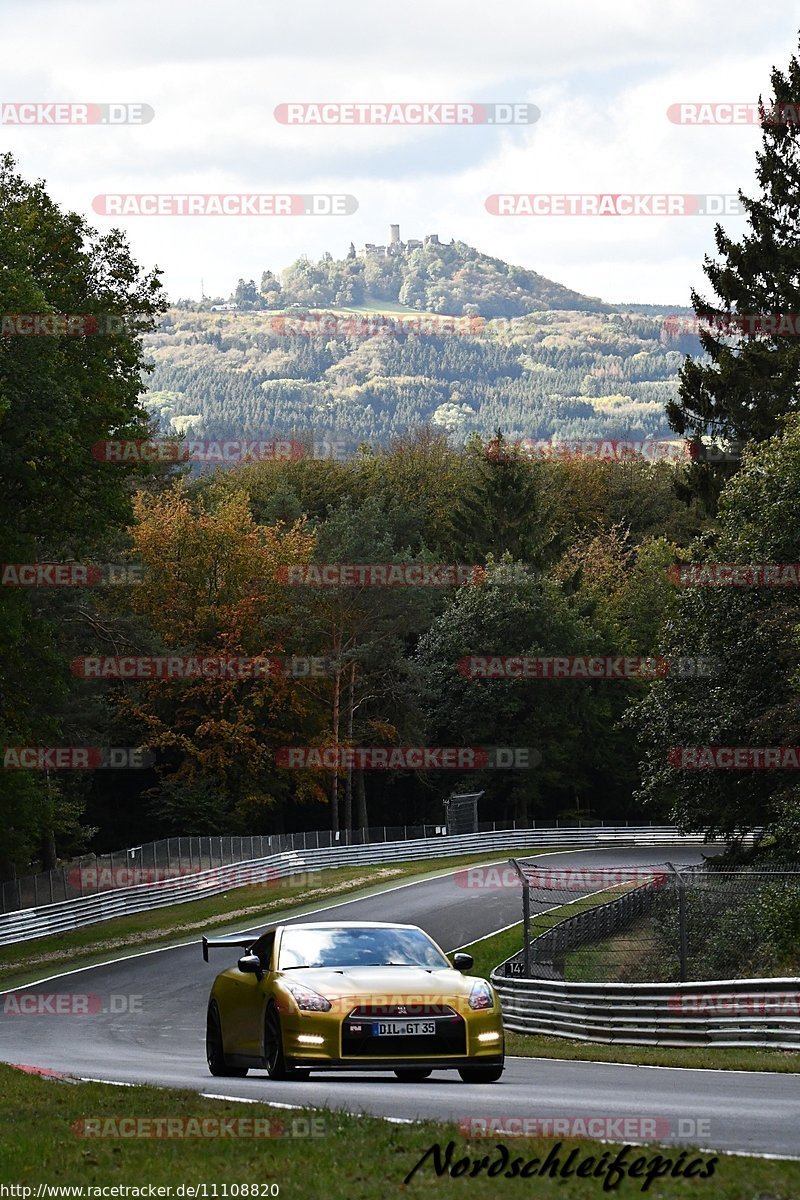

505,860,800,983
0,816,626,914
0,828,431,913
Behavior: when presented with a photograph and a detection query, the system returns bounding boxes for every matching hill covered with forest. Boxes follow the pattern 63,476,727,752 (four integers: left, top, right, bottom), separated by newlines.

227,235,610,317
143,236,699,449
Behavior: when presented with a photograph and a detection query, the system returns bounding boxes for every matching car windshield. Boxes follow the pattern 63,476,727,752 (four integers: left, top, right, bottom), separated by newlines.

277,926,450,970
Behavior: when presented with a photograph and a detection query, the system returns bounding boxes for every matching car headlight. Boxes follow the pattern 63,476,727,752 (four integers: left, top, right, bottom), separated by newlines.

468,980,494,1011
283,981,332,1012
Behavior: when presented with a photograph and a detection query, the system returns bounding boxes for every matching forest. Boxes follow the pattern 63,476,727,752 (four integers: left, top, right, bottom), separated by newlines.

145,239,698,450
3,35,800,877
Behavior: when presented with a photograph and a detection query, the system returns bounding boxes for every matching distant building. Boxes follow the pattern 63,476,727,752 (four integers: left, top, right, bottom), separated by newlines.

360,225,440,258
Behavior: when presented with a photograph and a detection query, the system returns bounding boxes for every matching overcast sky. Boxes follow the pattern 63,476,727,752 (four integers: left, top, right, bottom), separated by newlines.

2,0,798,305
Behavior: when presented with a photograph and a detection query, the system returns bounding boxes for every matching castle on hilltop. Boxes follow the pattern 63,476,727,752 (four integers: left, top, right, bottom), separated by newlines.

360,224,441,258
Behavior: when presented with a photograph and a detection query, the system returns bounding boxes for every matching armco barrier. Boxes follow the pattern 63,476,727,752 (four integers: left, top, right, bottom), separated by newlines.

0,826,708,947
490,972,800,1049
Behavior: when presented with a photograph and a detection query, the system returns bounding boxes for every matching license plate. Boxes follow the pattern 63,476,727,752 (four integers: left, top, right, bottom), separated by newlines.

371,1020,436,1036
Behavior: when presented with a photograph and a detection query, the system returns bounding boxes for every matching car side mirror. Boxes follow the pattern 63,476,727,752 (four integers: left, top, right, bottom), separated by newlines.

238,953,263,980
452,952,474,972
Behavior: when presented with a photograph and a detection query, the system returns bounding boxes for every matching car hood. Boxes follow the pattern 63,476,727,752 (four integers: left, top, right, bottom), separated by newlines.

277,965,479,1004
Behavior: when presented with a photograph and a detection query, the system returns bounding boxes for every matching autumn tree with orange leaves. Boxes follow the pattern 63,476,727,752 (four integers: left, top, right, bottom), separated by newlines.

120,485,323,832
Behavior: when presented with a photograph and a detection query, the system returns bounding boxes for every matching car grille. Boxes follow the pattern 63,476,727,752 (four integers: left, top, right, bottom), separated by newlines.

341,1009,466,1058
348,1004,457,1019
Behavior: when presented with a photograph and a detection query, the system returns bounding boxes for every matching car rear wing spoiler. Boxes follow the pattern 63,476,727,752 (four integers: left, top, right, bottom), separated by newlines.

202,934,257,962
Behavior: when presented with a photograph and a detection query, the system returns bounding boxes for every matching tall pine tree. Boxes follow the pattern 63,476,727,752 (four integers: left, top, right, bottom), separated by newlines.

668,37,800,509
452,431,557,568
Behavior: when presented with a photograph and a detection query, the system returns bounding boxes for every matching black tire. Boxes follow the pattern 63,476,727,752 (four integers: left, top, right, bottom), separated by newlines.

393,1068,432,1082
263,1003,308,1080
206,1002,248,1077
458,1063,504,1083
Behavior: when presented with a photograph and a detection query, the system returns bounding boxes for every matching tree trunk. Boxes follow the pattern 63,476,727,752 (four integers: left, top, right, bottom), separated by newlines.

356,768,368,833
330,652,341,836
343,660,356,837
40,829,57,871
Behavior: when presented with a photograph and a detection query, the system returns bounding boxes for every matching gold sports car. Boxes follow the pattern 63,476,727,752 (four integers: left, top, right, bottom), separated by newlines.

203,920,504,1082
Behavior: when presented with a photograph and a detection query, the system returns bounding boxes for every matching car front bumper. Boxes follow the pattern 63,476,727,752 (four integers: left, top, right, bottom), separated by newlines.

281,1006,504,1068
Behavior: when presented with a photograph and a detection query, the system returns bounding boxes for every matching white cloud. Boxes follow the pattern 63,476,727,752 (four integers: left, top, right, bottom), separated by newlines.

2,0,797,303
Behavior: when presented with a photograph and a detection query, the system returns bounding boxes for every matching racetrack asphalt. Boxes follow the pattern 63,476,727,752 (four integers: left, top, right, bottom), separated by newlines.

1,844,798,1159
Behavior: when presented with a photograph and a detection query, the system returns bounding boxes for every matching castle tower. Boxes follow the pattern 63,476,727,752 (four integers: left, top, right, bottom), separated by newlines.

390,224,400,245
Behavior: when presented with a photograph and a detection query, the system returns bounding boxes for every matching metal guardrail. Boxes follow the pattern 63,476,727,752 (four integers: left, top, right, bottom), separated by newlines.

0,825,707,947
490,972,800,1049
1,827,449,913
0,820,657,913
492,857,800,1048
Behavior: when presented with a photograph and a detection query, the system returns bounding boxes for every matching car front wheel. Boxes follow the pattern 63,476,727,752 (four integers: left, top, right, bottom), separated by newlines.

206,1002,248,1077
263,1003,309,1080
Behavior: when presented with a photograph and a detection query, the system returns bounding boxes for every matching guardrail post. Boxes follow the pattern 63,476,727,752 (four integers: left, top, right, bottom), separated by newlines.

509,858,531,977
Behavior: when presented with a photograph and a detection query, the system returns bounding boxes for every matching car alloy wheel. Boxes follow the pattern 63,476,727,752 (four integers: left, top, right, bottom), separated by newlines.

264,1002,308,1080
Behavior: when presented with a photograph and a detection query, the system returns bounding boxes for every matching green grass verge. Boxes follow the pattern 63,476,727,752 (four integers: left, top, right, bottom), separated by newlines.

505,1033,800,1074
460,899,800,1074
563,913,654,982
0,848,558,992
1,1064,798,1198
